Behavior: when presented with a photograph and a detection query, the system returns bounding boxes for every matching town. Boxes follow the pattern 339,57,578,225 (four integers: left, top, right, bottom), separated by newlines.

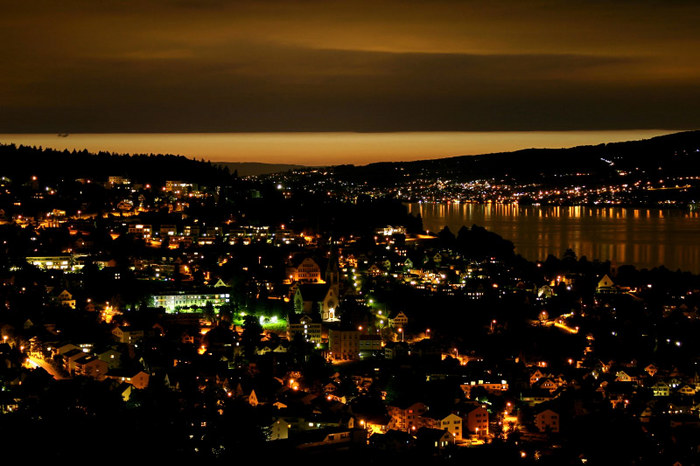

1,147,700,464
263,131,700,208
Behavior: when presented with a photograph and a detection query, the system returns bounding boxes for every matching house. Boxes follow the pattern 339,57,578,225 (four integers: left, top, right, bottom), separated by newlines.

387,401,428,432
414,427,453,451
652,381,671,397
677,384,697,396
596,274,617,293
268,418,290,441
97,349,122,369
389,311,409,328
256,340,289,356
644,364,659,377
529,369,548,386
52,289,76,309
423,412,464,440
534,377,562,393
56,343,80,356
112,326,145,345
106,369,150,389
367,264,383,277
534,408,560,433
615,370,638,384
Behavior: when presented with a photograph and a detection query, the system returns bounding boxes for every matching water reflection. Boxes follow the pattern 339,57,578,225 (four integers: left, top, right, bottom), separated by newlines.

408,203,700,273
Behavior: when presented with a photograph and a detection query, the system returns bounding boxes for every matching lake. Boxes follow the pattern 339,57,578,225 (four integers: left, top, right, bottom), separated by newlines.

407,202,700,274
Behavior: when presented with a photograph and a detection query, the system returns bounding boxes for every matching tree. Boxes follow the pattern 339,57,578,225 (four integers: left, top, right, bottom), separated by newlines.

437,225,456,246
219,303,234,323
203,301,216,324
241,315,263,358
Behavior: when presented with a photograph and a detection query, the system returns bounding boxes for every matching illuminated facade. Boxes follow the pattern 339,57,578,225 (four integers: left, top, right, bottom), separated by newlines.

26,255,73,270
150,292,230,313
287,314,323,344
288,257,324,283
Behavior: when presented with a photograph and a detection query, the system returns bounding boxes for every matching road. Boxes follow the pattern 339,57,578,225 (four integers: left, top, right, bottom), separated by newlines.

26,356,69,380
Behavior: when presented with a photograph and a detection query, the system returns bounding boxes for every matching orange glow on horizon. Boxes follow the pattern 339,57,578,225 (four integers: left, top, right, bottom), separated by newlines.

0,130,676,166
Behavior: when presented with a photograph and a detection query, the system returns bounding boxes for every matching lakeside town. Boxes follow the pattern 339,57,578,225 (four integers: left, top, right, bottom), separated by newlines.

258,131,700,209
2,148,700,464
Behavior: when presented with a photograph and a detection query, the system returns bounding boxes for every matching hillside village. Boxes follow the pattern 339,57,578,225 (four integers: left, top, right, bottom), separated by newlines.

1,157,700,463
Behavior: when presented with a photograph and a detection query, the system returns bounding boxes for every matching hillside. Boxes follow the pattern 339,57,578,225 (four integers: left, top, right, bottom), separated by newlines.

0,143,235,185
215,162,306,177
330,130,700,186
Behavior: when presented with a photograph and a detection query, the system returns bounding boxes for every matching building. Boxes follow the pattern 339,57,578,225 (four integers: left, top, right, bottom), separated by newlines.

423,412,464,440
112,326,145,345
464,404,489,437
288,257,324,284
652,381,671,397
460,380,509,399
150,291,230,313
596,274,617,293
414,427,453,451
359,334,383,354
268,418,290,441
97,349,122,369
387,401,428,432
106,369,150,389
390,311,409,328
293,284,339,321
329,328,360,361
534,408,560,433
51,289,77,309
74,355,108,380
287,314,323,344
26,255,73,270
127,223,153,239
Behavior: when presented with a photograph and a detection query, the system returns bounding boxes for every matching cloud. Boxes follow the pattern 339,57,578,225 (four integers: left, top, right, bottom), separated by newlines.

1,0,699,132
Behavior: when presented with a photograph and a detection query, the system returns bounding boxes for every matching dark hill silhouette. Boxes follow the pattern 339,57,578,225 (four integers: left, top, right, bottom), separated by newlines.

215,162,307,177
0,143,234,185
330,130,700,186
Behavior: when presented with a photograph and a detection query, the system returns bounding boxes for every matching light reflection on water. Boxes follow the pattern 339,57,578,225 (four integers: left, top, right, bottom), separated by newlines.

407,203,700,273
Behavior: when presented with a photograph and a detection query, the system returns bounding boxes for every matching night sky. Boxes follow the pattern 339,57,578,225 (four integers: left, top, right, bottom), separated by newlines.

2,1,699,163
